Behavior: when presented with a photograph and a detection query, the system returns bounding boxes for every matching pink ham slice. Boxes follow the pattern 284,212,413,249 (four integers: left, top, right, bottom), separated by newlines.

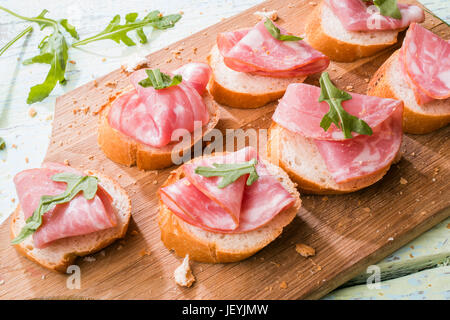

217,21,329,78
272,83,401,140
159,147,295,233
14,163,116,248
400,23,450,105
325,0,424,32
108,63,211,148
272,83,403,184
314,105,403,183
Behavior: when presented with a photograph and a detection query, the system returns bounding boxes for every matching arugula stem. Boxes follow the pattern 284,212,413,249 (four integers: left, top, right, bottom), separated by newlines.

0,25,33,57
0,6,57,28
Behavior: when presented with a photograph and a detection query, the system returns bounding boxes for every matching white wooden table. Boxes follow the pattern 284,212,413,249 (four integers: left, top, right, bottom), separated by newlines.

0,0,448,300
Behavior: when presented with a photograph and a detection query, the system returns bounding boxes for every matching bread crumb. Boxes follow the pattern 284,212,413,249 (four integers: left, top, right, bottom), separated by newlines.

25,157,29,163
279,281,288,289
400,177,408,185
139,249,151,257
88,155,94,160
174,255,195,288
364,78,369,83
388,237,394,241
41,275,46,280
102,57,106,62
363,207,371,213
28,108,37,118
83,256,96,262
254,10,278,21
131,230,139,236
0,280,4,285
295,243,315,257
309,1,317,5
69,60,76,64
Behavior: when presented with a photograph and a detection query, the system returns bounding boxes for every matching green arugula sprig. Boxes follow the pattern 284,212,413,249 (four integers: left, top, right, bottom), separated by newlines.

138,69,182,89
319,72,372,139
364,0,402,19
264,19,302,41
11,173,99,244
195,158,259,189
0,6,80,104
72,11,181,47
0,25,33,57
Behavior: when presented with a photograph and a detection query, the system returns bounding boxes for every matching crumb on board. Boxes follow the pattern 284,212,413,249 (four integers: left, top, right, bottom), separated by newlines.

363,207,371,213
279,281,288,289
139,249,151,257
174,255,195,288
64,159,70,166
400,177,408,185
28,108,37,118
295,243,315,258
254,9,278,21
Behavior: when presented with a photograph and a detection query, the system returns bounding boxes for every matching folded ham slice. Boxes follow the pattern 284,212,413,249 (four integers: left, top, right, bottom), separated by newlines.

217,21,329,78
325,0,424,32
400,23,450,105
14,163,116,248
159,147,295,233
272,83,403,184
108,63,211,148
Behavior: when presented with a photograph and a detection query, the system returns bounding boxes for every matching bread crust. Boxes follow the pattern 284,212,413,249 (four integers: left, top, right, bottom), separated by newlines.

98,92,220,170
157,154,301,263
10,171,131,273
305,3,397,62
267,123,399,194
368,50,450,134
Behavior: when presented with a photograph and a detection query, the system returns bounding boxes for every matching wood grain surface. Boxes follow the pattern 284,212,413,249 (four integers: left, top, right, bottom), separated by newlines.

0,0,448,299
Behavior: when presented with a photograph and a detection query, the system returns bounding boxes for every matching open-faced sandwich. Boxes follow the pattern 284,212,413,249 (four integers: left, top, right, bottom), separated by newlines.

368,23,450,134
306,0,424,62
98,62,219,170
208,19,330,108
10,162,131,272
268,73,404,194
158,147,301,263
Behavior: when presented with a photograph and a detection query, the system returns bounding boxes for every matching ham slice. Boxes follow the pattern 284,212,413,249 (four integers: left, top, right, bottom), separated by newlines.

159,147,295,233
217,21,329,77
325,0,424,32
14,163,116,248
272,83,401,140
272,83,403,184
108,63,211,148
400,23,450,105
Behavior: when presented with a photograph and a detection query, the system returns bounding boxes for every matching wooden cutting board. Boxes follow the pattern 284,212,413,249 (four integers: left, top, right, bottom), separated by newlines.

0,0,448,300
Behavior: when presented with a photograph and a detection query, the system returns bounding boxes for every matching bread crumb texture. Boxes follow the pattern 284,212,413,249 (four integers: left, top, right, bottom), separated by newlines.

295,243,316,257
174,254,195,288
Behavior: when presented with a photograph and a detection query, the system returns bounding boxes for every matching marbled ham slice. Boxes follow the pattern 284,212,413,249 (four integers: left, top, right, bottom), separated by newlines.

272,83,401,140
217,21,329,77
108,63,211,148
400,23,450,105
314,105,403,183
159,147,295,233
13,163,116,248
325,0,424,32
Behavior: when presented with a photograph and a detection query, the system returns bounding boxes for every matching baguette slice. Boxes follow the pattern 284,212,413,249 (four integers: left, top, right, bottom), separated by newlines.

98,90,220,170
305,2,400,62
10,170,132,272
368,50,450,134
267,123,401,194
158,154,301,263
207,45,306,108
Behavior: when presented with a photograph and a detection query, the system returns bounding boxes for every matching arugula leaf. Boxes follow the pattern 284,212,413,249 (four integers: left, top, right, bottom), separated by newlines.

364,0,402,19
72,11,181,47
138,69,182,90
0,25,33,57
195,158,259,189
0,137,5,150
0,6,79,104
319,72,372,139
11,173,99,244
264,19,302,41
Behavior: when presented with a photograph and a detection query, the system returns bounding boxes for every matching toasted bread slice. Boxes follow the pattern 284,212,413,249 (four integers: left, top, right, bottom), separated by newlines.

158,154,301,263
207,45,306,108
305,2,400,62
10,170,132,272
98,90,220,170
368,50,450,134
267,123,401,194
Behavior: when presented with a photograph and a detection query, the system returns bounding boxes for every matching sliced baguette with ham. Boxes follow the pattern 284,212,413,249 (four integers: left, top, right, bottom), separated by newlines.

267,80,404,194
305,0,424,62
207,20,329,109
158,147,301,263
98,63,219,170
368,24,450,134
11,164,131,272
